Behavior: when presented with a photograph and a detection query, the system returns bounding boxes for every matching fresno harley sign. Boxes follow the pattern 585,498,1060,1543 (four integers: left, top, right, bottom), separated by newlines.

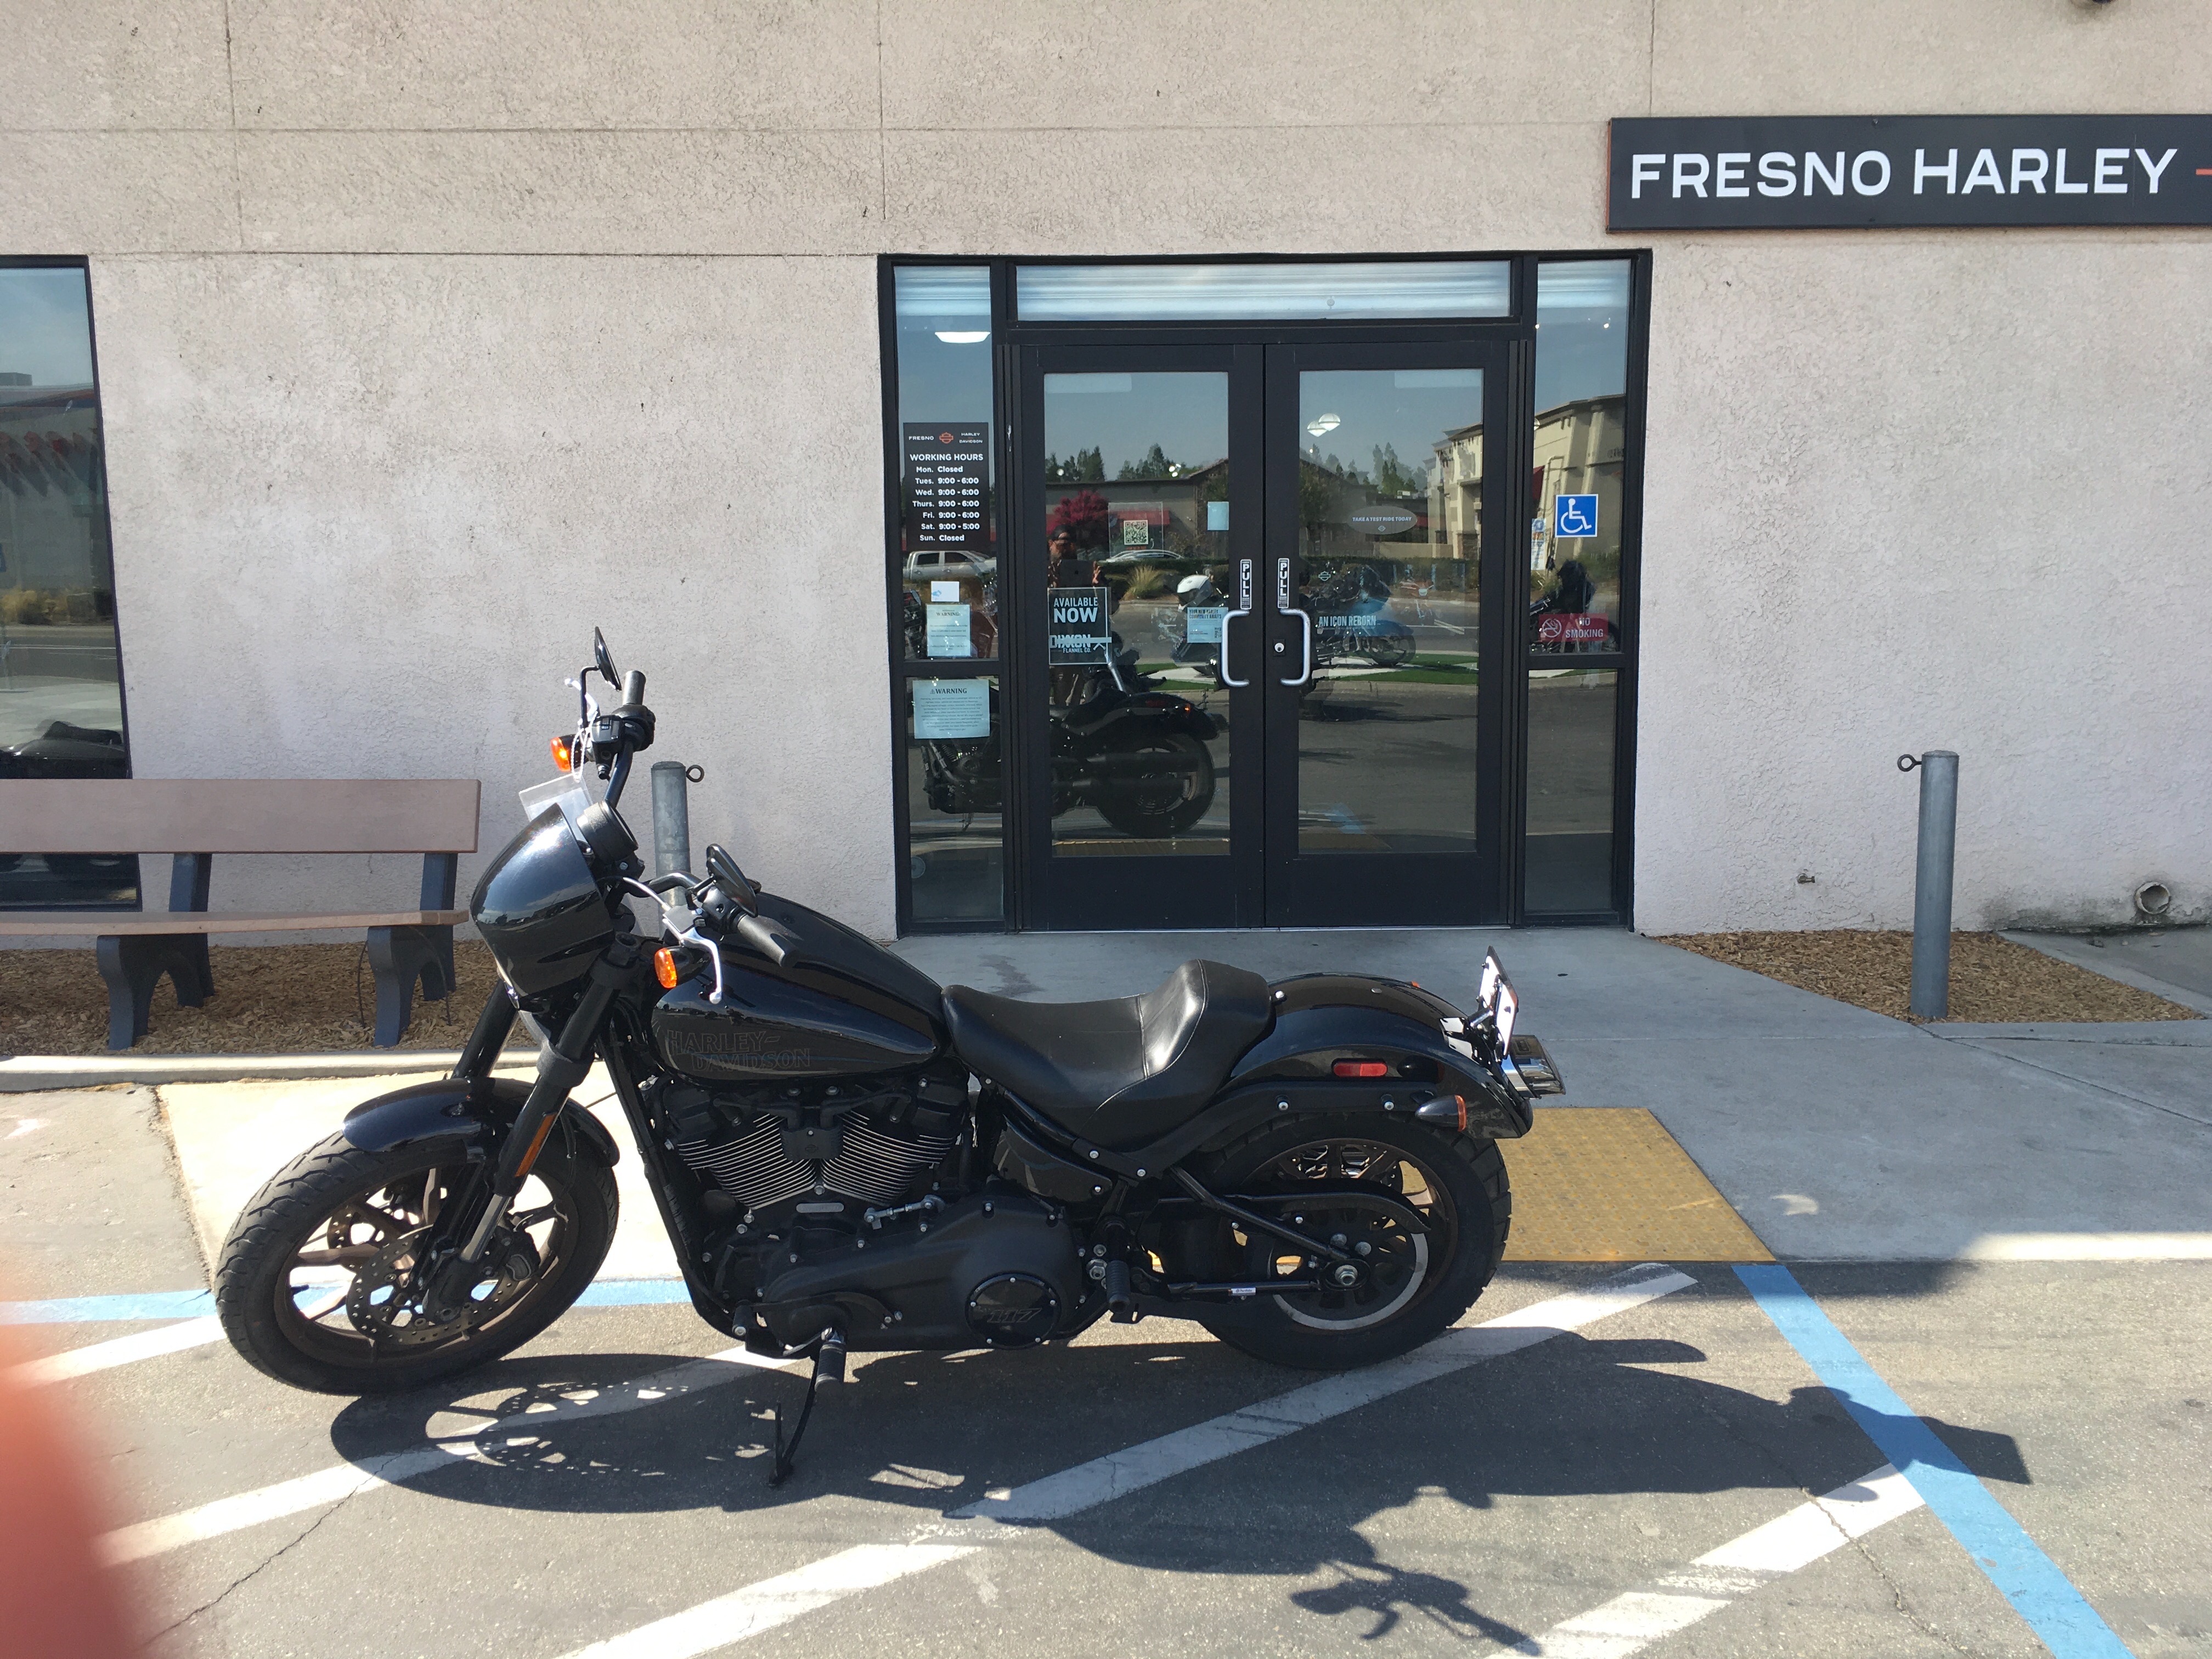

1608,115,2212,230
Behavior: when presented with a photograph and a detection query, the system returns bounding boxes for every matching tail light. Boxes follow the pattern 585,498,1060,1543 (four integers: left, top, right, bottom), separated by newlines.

1333,1060,1389,1078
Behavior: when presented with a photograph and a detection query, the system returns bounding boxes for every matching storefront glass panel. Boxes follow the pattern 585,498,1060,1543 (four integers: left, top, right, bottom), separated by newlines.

1040,370,1232,858
1019,261,1510,323
1525,668,1617,913
1293,367,1483,853
0,263,134,909
894,267,998,662
1530,261,1630,658
905,674,1003,923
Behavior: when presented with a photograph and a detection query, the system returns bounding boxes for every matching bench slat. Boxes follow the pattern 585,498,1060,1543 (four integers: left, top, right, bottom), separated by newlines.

0,780,481,855
0,910,468,936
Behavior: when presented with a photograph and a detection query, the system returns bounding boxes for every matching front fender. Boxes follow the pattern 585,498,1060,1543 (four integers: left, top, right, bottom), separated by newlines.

341,1075,620,1167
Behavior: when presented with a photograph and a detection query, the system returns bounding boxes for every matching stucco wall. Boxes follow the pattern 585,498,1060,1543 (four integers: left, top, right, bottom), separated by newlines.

3,0,2206,935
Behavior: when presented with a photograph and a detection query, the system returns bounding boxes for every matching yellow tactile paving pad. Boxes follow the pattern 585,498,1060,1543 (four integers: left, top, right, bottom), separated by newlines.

1499,1108,1774,1263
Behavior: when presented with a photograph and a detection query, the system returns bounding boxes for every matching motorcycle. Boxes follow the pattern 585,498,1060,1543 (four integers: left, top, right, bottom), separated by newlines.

1528,558,1618,653
923,642,1220,839
1308,565,1417,670
213,631,1562,1481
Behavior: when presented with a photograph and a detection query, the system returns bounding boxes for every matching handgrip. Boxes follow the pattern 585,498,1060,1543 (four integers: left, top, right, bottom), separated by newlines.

734,911,792,966
622,669,646,706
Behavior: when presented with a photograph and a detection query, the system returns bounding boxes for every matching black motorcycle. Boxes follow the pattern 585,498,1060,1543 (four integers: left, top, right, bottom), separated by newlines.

923,646,1219,839
215,632,1560,1477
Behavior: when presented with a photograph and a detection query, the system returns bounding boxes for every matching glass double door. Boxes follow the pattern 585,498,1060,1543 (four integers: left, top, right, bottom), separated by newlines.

1014,339,1509,929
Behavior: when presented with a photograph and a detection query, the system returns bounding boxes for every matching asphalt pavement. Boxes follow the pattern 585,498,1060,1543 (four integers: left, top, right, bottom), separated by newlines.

0,927,2204,1656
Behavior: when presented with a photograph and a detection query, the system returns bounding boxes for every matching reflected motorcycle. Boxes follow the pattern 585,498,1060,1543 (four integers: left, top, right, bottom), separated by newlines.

921,645,1219,839
213,631,1561,1481
0,719,131,879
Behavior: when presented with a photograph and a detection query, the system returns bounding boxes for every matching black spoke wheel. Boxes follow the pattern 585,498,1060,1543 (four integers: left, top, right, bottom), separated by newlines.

1092,730,1216,838
216,1130,615,1395
1180,1114,1510,1370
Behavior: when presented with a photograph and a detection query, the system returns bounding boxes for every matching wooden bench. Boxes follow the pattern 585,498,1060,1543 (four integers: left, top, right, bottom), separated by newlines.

0,779,480,1050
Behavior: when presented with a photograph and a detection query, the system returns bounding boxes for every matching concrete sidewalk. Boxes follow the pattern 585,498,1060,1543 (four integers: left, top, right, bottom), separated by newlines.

893,928,2212,1262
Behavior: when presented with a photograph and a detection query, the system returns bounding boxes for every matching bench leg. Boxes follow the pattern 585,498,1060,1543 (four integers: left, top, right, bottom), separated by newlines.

365,925,452,1048
94,934,216,1051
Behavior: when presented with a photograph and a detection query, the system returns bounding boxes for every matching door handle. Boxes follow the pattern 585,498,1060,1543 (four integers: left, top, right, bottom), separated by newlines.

1218,607,1251,687
1218,557,1255,689
1276,556,1312,687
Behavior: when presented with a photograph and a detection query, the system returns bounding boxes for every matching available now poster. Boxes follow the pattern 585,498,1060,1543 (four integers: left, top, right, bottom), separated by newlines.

911,678,991,740
1048,585,1111,665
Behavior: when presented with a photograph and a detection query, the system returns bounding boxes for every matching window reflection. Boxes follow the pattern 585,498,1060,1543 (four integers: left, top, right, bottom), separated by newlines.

894,268,997,662
1041,371,1231,857
906,675,1003,922
1530,261,1630,657
0,264,134,909
1525,668,1617,913
1296,368,1483,853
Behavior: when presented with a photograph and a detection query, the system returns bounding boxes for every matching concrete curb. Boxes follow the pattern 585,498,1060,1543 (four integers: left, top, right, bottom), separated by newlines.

0,1049,537,1092
1926,1019,2212,1043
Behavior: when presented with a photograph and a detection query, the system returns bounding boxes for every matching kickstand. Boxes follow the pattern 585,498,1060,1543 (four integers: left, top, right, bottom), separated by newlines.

768,1328,846,1488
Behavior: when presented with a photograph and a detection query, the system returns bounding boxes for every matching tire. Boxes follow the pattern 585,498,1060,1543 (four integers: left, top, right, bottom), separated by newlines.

1092,729,1216,838
1177,1114,1510,1370
1364,631,1414,668
215,1130,616,1395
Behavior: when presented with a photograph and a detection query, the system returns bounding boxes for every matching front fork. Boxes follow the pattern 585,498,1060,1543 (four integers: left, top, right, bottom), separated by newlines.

449,935,640,1266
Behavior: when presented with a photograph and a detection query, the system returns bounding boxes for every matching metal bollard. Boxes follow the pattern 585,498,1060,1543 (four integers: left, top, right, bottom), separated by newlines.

1898,750,1959,1019
650,760,695,879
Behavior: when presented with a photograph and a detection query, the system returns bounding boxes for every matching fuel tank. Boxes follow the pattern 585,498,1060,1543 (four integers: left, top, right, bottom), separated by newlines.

653,890,947,1082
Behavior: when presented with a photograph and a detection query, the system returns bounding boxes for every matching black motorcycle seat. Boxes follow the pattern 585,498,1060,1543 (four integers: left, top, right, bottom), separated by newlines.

941,960,1273,1150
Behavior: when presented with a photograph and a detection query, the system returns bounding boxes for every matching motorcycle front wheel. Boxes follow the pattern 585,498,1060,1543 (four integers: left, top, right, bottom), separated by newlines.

215,1130,615,1395
1178,1114,1509,1370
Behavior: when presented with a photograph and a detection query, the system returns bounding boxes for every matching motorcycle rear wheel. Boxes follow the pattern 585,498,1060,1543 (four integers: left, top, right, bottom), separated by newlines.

1182,1114,1509,1370
1092,730,1216,838
215,1131,615,1395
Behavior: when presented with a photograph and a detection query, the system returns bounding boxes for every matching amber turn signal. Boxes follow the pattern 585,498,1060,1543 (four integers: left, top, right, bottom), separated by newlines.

550,735,575,772
653,947,681,990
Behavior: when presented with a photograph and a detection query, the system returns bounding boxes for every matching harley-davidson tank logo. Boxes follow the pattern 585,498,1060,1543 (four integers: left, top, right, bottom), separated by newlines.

663,1028,812,1073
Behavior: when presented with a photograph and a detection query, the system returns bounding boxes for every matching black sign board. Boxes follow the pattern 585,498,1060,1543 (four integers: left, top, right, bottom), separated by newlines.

1047,585,1111,665
904,423,989,551
1609,116,2212,230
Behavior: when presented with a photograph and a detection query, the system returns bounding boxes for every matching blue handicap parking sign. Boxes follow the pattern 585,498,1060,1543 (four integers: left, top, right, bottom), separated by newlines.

1554,494,1599,538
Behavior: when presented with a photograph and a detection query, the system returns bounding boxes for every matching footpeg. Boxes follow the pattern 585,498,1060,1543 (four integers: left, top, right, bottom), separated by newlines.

1104,1258,1136,1322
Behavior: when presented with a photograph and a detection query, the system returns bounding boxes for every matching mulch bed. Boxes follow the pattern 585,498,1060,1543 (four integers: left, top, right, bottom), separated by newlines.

1655,930,2200,1024
0,941,518,1056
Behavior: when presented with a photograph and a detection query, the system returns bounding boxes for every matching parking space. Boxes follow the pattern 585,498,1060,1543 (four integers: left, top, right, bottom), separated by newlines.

3,928,2204,1657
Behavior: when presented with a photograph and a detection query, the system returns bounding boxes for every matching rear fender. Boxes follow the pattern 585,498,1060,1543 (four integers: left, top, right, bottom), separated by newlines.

1087,700,1218,743
341,1075,620,1167
1229,975,1528,1137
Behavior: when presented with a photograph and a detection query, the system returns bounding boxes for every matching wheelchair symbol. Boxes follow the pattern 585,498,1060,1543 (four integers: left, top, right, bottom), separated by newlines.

1554,494,1599,539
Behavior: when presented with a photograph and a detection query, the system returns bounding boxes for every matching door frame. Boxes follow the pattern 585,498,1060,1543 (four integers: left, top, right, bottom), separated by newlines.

1256,337,1519,927
882,252,1649,935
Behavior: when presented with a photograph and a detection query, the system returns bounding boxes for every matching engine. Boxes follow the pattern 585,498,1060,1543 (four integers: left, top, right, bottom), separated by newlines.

640,1069,1090,1352
650,1069,966,1226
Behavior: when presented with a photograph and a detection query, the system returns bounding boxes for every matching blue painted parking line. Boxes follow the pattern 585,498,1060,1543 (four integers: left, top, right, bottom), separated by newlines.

1,1278,695,1325
1737,1263,2134,1659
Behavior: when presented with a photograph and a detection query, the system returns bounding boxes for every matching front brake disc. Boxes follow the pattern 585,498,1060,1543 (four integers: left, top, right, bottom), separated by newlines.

347,1227,541,1347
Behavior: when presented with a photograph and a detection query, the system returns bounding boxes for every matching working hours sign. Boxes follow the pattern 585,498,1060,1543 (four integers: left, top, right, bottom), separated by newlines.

1609,115,2212,230
1048,586,1111,665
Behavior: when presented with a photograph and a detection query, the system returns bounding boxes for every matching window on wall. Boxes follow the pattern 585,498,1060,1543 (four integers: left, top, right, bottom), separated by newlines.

1525,259,1633,917
0,261,134,909
890,266,1003,924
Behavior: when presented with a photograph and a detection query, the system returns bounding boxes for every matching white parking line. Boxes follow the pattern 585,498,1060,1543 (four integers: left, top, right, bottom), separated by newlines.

562,1546,980,1659
550,1264,1697,1658
960,1265,1696,1523
10,1317,227,1386
1511,1464,1923,1657
100,1346,795,1565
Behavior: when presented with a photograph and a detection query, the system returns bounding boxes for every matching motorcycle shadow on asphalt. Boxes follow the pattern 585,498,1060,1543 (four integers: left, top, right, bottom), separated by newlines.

324,1329,2028,1643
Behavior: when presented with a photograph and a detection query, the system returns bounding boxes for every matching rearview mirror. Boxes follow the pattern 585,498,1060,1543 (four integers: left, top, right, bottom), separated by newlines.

592,627,619,687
